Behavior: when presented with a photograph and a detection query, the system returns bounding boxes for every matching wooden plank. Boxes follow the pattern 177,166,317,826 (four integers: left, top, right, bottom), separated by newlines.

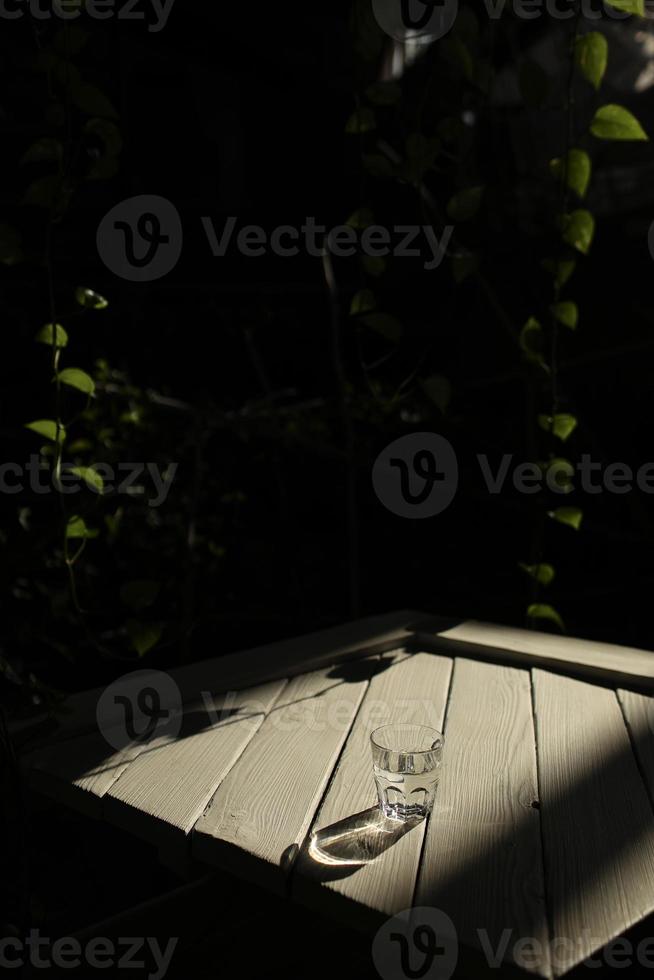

617,689,654,806
293,650,452,931
24,731,150,819
418,620,654,690
23,680,285,828
415,659,551,978
101,679,287,848
15,610,422,751
533,669,654,976
192,660,374,892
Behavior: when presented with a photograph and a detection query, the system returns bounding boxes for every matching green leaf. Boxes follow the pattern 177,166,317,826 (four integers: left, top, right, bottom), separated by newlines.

360,313,403,343
520,317,547,369
550,301,578,330
446,186,484,222
575,33,608,90
538,413,578,441
549,506,583,531
88,155,120,181
68,465,104,493
604,0,644,14
0,223,23,266
71,81,118,119
350,289,376,316
345,107,376,134
363,255,386,278
590,104,648,141
84,118,123,157
363,154,397,178
421,375,452,413
24,176,65,210
104,508,123,540
404,133,441,182
68,437,93,452
550,149,592,199
346,208,374,230
119,410,141,425
120,580,160,612
58,368,95,396
20,138,63,166
452,252,479,284
562,210,595,255
25,419,65,444
519,563,556,586
75,286,108,309
543,257,577,289
53,0,84,17
365,81,401,106
126,620,163,657
36,322,68,348
527,603,565,631
66,515,99,540
546,458,575,492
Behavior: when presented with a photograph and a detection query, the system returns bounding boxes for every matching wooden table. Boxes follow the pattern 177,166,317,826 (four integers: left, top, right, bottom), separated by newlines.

20,612,654,978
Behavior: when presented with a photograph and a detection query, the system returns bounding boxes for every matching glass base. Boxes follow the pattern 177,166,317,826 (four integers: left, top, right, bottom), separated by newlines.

381,801,428,821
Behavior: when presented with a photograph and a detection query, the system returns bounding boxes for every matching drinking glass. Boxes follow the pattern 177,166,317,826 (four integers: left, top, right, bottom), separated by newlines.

370,724,443,820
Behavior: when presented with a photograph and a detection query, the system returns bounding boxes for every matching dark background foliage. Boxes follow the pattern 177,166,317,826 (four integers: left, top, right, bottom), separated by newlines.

2,1,654,719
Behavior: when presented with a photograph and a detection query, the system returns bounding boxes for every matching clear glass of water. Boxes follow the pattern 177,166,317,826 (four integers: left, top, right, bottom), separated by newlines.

370,724,443,820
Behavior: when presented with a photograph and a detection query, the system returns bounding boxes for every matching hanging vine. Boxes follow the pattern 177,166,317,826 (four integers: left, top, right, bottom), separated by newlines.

519,2,648,631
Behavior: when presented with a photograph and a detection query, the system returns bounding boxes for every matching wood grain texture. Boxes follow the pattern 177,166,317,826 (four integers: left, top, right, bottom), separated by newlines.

293,650,453,930
422,620,654,690
23,731,151,818
23,680,285,830
617,689,654,807
533,670,654,976
191,661,373,892
102,679,287,846
415,659,550,978
15,610,421,751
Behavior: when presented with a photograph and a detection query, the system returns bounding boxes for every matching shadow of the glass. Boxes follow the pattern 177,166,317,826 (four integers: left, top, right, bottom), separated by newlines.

302,806,423,882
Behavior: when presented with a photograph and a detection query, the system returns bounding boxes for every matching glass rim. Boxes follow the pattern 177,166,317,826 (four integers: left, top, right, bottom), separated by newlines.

370,723,444,754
